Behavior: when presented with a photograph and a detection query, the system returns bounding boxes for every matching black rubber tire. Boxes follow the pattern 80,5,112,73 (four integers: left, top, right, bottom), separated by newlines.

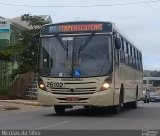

131,101,137,109
123,103,129,109
132,88,138,109
112,86,123,114
54,106,65,114
112,104,121,114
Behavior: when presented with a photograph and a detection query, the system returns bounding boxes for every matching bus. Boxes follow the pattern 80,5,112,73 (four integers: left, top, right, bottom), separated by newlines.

143,77,160,92
36,21,143,114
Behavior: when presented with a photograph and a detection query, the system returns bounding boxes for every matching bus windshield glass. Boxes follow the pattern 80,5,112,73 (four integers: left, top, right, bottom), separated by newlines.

39,34,112,77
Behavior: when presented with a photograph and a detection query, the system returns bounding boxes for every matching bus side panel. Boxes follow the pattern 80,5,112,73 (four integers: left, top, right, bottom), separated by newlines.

114,63,143,105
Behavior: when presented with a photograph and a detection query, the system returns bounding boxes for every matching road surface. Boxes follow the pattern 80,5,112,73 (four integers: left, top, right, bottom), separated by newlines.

0,102,160,130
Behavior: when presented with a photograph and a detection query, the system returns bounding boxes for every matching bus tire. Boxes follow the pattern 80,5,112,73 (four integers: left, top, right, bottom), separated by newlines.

131,88,138,109
54,106,65,114
112,86,123,114
123,103,129,109
112,105,121,114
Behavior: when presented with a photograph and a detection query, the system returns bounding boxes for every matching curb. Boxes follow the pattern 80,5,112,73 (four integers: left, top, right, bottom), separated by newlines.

0,105,19,111
0,100,38,106
0,105,5,111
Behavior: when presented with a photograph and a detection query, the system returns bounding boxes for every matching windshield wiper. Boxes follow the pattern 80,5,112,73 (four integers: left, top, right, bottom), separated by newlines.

56,35,68,51
99,54,110,75
79,33,95,52
78,33,95,60
56,35,69,59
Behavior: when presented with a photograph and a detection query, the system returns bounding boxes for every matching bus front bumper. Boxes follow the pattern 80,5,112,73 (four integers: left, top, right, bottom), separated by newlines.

38,88,114,107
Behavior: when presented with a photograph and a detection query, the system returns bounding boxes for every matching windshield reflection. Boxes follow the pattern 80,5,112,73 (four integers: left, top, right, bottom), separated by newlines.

39,34,112,77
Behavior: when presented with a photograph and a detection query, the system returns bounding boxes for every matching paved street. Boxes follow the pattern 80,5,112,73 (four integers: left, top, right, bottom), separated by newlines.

0,102,160,130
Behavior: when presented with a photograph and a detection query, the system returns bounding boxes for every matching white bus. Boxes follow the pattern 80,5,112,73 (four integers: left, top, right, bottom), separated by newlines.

36,21,143,114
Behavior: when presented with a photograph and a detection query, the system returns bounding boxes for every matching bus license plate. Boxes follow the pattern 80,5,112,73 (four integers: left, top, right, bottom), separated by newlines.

66,97,79,101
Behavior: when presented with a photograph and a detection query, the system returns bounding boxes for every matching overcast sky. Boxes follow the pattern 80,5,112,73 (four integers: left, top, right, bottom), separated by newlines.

0,0,160,70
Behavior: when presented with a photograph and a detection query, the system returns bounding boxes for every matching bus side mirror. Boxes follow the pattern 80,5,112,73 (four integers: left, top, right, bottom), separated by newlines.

31,35,40,46
115,38,121,49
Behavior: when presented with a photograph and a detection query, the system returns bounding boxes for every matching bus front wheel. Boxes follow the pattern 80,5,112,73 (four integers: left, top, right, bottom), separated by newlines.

54,106,65,114
112,88,123,114
112,105,121,114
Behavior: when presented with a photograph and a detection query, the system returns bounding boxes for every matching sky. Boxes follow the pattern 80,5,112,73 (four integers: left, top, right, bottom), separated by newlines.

0,0,160,70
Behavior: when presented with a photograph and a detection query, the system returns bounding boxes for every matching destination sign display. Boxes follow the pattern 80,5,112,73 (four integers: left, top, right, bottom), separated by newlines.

49,24,103,33
41,22,112,35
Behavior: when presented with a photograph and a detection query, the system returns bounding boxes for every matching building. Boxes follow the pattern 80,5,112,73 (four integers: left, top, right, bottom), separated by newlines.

143,77,160,92
0,16,12,94
0,16,10,47
10,15,52,44
0,15,52,96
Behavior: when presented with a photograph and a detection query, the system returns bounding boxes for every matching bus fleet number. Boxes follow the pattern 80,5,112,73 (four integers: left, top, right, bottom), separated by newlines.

47,82,64,88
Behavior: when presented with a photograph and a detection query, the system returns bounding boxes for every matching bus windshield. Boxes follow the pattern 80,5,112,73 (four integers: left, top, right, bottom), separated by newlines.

39,34,112,77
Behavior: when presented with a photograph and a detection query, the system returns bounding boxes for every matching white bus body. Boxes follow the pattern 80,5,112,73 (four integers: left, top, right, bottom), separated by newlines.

37,21,143,113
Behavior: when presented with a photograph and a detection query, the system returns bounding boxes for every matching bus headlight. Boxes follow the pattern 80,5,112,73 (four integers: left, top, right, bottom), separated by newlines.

100,83,110,91
103,83,110,89
39,83,47,91
39,83,45,89
38,78,47,91
100,76,112,91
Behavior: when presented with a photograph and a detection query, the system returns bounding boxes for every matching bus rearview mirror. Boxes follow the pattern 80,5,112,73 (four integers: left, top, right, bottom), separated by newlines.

115,38,121,49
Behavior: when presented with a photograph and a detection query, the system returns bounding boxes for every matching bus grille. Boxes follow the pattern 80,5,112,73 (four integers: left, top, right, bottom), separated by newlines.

51,87,96,95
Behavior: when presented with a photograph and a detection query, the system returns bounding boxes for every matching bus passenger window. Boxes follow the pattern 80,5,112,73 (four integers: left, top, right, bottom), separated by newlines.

134,48,136,58
120,50,125,64
125,42,129,55
133,58,136,68
140,53,143,70
121,38,124,51
114,48,119,63
125,53,129,65
130,45,133,56
129,55,133,67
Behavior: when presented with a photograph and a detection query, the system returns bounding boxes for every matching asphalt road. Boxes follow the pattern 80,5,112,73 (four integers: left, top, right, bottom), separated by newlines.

0,102,160,130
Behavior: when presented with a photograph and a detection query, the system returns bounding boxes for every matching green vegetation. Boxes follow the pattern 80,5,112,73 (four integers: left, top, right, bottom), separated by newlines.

144,70,160,77
0,88,9,96
0,14,49,81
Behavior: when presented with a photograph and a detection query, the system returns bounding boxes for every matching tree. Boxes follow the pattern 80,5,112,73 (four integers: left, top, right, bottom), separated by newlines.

150,70,160,77
10,14,49,80
143,70,160,77
21,14,49,30
0,43,21,61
